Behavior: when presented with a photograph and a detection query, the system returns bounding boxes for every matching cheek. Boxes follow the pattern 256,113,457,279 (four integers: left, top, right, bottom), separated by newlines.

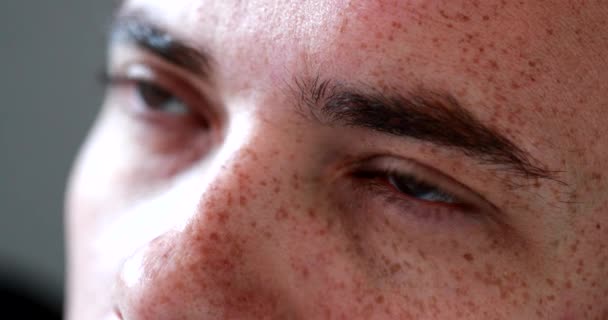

267,190,533,318
550,212,608,317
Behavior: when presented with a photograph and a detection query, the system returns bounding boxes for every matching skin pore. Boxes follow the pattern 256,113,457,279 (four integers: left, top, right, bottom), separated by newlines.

66,0,608,319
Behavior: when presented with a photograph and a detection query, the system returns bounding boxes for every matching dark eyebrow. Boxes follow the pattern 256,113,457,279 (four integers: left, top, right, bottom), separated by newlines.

109,13,213,78
293,76,555,182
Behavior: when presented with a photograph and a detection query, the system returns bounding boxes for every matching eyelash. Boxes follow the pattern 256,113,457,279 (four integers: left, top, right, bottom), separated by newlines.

356,169,460,205
349,159,484,222
100,65,210,129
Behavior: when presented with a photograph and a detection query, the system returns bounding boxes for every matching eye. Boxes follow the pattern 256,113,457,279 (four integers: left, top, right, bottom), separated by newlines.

350,157,481,210
134,81,188,115
355,169,461,207
387,173,457,204
102,63,210,127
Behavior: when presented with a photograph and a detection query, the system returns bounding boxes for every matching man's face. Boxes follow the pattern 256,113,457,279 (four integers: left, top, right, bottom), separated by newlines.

66,1,608,319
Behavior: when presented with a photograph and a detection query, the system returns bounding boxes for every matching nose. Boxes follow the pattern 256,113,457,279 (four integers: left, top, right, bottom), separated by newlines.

112,118,310,319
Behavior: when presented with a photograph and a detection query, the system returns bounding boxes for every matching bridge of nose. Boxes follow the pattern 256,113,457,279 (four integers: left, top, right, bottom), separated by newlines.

113,113,356,318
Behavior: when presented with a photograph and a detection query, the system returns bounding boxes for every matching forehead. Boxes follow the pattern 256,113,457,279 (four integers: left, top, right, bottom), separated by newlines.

119,0,592,82
119,0,607,162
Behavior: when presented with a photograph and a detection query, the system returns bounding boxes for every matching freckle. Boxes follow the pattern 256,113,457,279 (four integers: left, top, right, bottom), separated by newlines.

376,295,385,304
275,208,289,220
596,223,601,230
308,209,316,218
360,43,368,49
482,15,490,21
390,263,402,274
209,232,219,241
239,195,248,205
417,249,427,260
463,253,474,262
217,211,229,224
225,192,234,206
571,240,579,253
546,28,554,35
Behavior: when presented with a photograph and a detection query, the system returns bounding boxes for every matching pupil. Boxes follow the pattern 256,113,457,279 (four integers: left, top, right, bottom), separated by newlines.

137,82,174,110
389,175,436,198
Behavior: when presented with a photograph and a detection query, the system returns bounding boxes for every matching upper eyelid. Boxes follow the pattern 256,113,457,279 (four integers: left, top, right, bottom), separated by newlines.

107,45,212,90
110,46,223,110
107,63,196,103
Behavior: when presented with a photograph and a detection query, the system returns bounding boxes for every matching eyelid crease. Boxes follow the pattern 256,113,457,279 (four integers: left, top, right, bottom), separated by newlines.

110,13,213,78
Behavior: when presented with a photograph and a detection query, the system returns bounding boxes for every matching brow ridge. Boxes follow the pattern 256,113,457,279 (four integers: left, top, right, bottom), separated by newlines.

110,13,213,78
294,75,555,182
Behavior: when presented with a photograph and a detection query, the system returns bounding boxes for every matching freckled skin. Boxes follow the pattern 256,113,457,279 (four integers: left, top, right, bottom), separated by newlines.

66,1,608,319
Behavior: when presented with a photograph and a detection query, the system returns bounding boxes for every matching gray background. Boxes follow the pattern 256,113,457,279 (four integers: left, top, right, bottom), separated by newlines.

1,1,113,309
